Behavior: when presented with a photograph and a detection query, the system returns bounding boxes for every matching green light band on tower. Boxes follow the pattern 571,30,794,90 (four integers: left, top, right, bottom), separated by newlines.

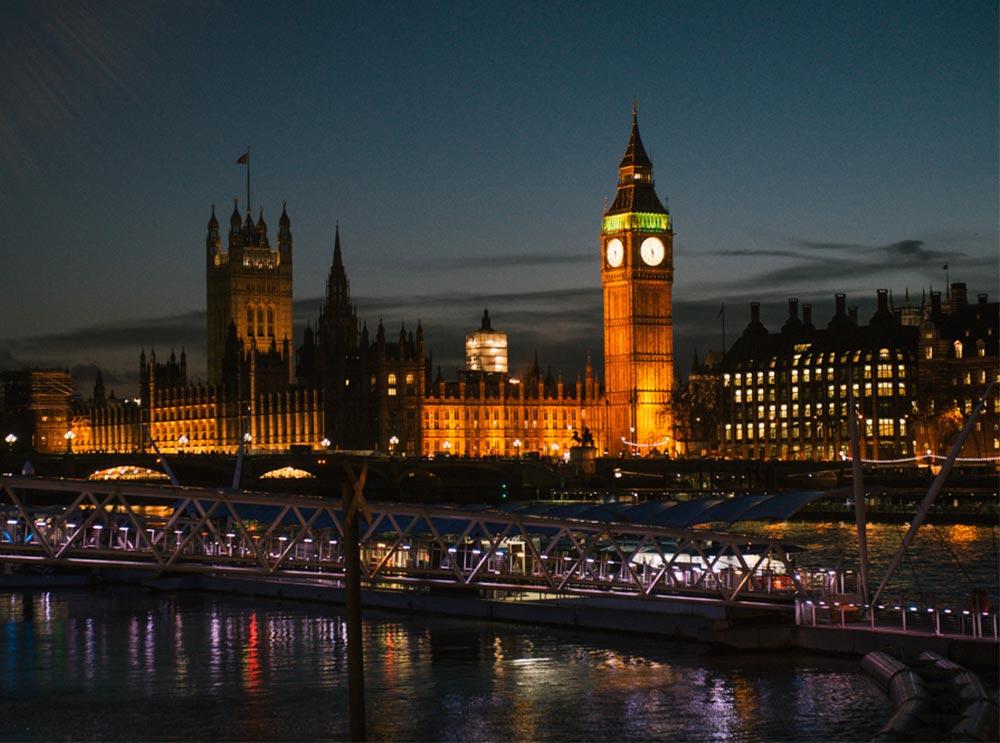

601,212,671,234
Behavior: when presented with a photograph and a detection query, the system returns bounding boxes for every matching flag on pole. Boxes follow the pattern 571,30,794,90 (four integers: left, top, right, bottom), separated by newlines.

942,263,948,270
237,152,249,164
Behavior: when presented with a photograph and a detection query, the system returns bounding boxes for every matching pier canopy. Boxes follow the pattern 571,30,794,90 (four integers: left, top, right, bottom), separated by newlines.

488,490,835,528
168,490,834,532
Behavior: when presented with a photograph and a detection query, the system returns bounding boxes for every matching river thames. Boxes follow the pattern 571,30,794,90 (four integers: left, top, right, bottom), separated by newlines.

1,521,996,742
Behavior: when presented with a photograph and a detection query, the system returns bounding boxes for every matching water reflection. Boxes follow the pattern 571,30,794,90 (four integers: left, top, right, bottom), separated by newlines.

0,588,888,742
752,521,999,606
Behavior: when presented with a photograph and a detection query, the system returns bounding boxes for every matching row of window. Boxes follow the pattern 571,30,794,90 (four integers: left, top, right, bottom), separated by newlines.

422,408,579,424
732,382,907,404
726,364,909,386
725,418,907,441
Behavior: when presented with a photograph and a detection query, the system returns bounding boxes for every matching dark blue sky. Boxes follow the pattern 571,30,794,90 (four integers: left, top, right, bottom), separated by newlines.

1,1,996,394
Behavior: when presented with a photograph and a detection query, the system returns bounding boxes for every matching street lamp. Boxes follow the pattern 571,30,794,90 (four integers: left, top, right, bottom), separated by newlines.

442,441,451,456
178,434,189,451
321,437,331,449
513,438,521,458
5,433,16,453
389,435,399,455
64,430,76,453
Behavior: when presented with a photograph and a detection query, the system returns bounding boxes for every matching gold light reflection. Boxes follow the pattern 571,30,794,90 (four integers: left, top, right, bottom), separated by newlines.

89,465,170,481
259,466,316,480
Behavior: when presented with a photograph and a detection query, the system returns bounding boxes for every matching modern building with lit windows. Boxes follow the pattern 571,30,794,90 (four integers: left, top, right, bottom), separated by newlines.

704,285,998,462
716,292,918,461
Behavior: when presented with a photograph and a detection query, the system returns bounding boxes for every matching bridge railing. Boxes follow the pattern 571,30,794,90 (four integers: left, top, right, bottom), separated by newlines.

795,598,999,641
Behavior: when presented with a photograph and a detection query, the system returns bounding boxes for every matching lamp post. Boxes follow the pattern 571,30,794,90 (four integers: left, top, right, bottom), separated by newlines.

389,435,399,455
442,441,451,456
5,433,16,454
513,438,521,459
64,430,76,453
321,437,331,450
178,434,188,454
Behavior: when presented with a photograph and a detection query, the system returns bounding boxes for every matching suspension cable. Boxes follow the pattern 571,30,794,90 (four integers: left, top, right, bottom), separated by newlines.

894,522,926,605
930,523,975,589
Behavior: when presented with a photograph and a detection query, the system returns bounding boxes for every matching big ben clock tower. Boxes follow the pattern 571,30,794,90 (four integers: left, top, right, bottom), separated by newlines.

602,108,675,456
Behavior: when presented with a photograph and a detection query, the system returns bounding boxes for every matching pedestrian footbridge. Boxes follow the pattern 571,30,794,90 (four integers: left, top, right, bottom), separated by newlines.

0,475,805,609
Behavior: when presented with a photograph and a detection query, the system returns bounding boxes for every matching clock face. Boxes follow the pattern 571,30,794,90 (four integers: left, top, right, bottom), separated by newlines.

606,238,624,268
640,236,665,266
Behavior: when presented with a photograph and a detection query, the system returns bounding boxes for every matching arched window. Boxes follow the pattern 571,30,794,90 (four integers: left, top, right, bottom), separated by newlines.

267,307,275,337
246,305,255,336
953,340,963,359
257,308,265,338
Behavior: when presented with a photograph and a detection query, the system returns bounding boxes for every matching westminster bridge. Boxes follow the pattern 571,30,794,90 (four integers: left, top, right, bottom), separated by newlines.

0,451,844,502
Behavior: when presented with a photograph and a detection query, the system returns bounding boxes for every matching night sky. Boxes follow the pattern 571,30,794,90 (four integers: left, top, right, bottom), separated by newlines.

1,1,996,397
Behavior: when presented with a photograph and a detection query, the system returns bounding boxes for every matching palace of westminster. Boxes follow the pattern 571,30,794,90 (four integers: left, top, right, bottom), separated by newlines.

3,114,998,463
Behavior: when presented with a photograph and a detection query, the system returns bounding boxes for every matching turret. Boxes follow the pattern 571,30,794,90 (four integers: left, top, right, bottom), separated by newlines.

93,370,106,408
277,201,292,258
228,199,242,246
206,205,221,261
256,208,269,248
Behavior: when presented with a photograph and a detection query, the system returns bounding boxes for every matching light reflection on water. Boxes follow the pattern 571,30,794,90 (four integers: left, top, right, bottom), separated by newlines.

0,588,887,742
746,521,1000,607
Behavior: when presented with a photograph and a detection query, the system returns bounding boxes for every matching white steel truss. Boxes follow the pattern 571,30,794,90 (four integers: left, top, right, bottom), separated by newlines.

0,476,804,608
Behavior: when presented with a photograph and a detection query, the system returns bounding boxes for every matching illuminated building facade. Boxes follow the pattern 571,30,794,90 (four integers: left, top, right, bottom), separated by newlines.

914,285,999,458
601,109,675,456
206,200,294,385
702,286,999,462
422,352,606,459
0,370,77,454
715,293,918,460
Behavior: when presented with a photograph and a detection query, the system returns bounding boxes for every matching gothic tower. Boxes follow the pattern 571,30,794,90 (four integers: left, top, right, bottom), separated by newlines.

601,108,675,455
206,200,294,385
317,225,368,448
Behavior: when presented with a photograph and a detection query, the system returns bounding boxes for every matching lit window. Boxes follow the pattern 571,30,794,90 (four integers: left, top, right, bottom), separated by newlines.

954,341,963,359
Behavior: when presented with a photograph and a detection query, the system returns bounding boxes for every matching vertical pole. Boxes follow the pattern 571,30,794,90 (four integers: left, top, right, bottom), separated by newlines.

246,146,251,215
341,471,367,742
871,382,994,607
848,382,870,607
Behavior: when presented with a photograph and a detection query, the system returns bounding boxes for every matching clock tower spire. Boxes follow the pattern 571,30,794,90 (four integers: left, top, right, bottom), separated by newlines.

601,108,675,456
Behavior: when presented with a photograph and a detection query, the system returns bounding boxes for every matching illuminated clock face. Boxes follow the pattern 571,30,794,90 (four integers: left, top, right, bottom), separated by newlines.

606,238,624,268
640,236,665,266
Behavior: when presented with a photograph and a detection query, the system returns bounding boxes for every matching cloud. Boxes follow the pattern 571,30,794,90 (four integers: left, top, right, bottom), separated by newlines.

688,233,987,303
3,311,205,354
710,249,806,259
402,252,594,272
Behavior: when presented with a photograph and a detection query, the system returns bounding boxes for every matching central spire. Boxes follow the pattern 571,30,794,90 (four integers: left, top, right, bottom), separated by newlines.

606,108,668,218
618,104,653,172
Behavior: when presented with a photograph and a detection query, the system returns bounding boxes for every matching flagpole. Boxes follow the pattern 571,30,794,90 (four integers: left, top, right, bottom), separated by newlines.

246,146,251,216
